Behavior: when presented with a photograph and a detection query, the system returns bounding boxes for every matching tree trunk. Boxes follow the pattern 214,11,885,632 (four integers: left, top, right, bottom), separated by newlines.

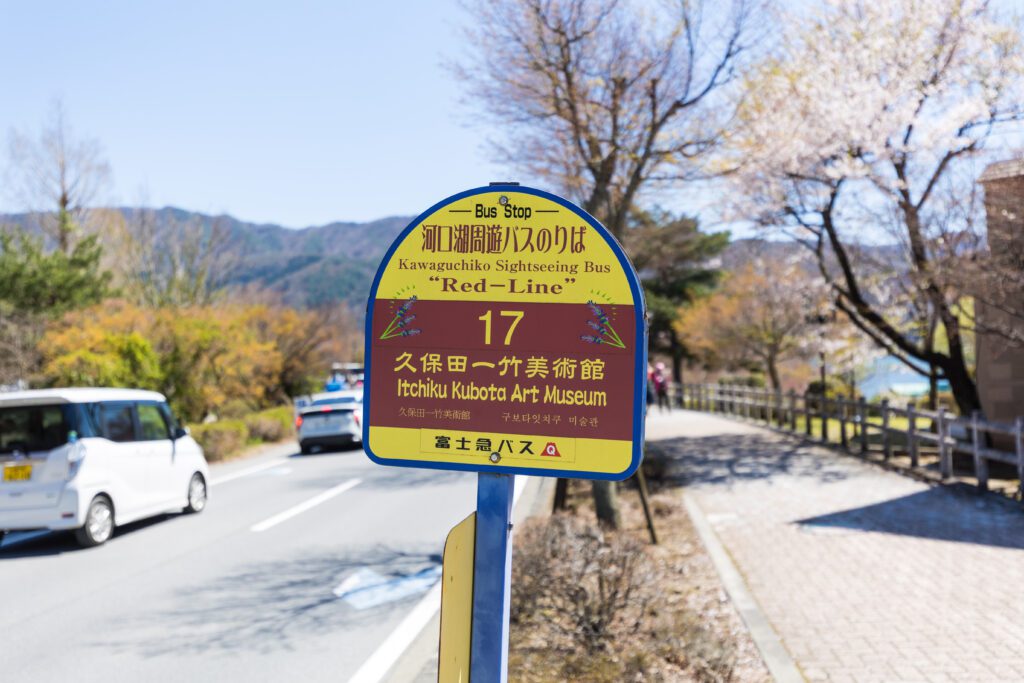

592,480,622,529
552,478,568,511
928,365,939,411
925,312,939,411
57,204,73,255
937,356,981,416
766,354,781,391
670,331,684,384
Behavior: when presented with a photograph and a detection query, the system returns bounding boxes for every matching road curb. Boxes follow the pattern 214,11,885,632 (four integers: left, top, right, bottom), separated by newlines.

682,491,805,683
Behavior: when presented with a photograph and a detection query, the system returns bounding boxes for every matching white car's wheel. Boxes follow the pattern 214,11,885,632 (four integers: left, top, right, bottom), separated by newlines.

75,496,114,547
185,473,207,514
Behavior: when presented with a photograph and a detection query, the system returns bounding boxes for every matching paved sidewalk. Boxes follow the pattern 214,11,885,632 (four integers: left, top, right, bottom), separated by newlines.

647,410,1024,683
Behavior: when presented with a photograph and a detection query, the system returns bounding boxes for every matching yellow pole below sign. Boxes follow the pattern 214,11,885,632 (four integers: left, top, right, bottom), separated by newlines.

438,512,476,683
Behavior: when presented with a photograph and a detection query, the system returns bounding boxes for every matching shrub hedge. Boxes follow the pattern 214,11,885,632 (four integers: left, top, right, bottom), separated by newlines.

190,406,295,462
245,406,294,443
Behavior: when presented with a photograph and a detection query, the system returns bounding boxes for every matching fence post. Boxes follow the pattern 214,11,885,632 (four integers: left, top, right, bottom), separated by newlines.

972,410,988,492
938,408,951,479
858,396,868,454
820,394,829,443
839,395,849,448
804,392,812,437
906,402,918,468
775,391,782,428
1015,417,1023,502
766,389,773,424
881,399,891,459
788,390,797,431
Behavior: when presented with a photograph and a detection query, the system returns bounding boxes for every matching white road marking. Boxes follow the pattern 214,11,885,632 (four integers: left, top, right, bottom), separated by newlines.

346,475,530,683
210,458,290,486
346,582,442,683
513,474,526,504
250,478,362,532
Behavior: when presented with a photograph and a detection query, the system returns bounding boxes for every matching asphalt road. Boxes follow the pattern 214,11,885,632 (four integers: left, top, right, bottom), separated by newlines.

0,442,482,683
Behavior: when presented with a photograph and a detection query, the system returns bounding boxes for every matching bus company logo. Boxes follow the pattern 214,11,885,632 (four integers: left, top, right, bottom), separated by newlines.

542,442,561,457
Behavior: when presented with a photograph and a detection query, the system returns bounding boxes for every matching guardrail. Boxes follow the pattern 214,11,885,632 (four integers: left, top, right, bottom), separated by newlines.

675,383,1024,498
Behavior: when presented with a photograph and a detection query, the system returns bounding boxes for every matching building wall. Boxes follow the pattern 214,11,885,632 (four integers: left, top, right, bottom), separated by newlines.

977,165,1024,424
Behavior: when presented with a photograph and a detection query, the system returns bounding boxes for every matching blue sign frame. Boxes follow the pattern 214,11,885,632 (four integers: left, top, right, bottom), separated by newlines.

362,184,648,481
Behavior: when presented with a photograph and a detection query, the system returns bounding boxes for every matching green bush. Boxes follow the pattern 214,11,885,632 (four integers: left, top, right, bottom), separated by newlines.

190,419,248,462
719,374,766,388
245,406,294,442
220,399,255,419
191,406,294,462
805,378,841,396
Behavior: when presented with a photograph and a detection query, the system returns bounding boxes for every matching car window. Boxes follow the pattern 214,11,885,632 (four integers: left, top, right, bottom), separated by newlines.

157,403,179,433
137,403,170,441
0,404,72,453
312,396,359,406
99,403,136,443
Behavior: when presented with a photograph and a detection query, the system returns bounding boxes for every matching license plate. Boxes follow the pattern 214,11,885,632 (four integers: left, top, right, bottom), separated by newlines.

3,464,32,482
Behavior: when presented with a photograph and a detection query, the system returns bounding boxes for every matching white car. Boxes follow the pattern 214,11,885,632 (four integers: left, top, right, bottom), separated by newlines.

296,391,363,454
0,388,210,548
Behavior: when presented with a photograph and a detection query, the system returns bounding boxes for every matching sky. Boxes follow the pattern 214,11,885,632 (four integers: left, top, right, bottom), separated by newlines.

0,1,508,227
2,2,1021,232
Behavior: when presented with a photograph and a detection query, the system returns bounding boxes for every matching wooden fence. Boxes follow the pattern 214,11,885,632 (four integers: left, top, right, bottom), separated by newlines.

675,383,1024,498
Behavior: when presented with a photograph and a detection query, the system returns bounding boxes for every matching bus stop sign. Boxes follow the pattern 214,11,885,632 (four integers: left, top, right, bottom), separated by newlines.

363,185,646,480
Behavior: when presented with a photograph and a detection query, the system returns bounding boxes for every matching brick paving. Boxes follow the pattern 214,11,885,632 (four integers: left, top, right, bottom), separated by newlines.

647,410,1024,683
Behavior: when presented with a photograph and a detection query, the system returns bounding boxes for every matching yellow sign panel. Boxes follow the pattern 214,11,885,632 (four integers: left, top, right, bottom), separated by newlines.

364,185,646,480
438,513,475,683
374,192,633,305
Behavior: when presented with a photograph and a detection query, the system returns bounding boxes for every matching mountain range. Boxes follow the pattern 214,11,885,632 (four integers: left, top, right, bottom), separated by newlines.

1,208,411,309
2,207,846,310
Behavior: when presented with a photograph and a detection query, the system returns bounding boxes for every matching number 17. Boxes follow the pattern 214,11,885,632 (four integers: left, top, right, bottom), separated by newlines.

478,310,525,345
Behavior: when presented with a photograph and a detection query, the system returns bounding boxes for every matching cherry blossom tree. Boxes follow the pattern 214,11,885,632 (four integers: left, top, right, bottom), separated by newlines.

725,0,1024,415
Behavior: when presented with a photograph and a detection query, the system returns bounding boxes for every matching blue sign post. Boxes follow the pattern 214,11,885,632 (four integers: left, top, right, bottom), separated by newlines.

469,473,515,681
363,185,647,681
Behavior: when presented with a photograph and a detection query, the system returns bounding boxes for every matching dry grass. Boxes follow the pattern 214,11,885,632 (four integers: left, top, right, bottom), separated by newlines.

508,473,770,682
